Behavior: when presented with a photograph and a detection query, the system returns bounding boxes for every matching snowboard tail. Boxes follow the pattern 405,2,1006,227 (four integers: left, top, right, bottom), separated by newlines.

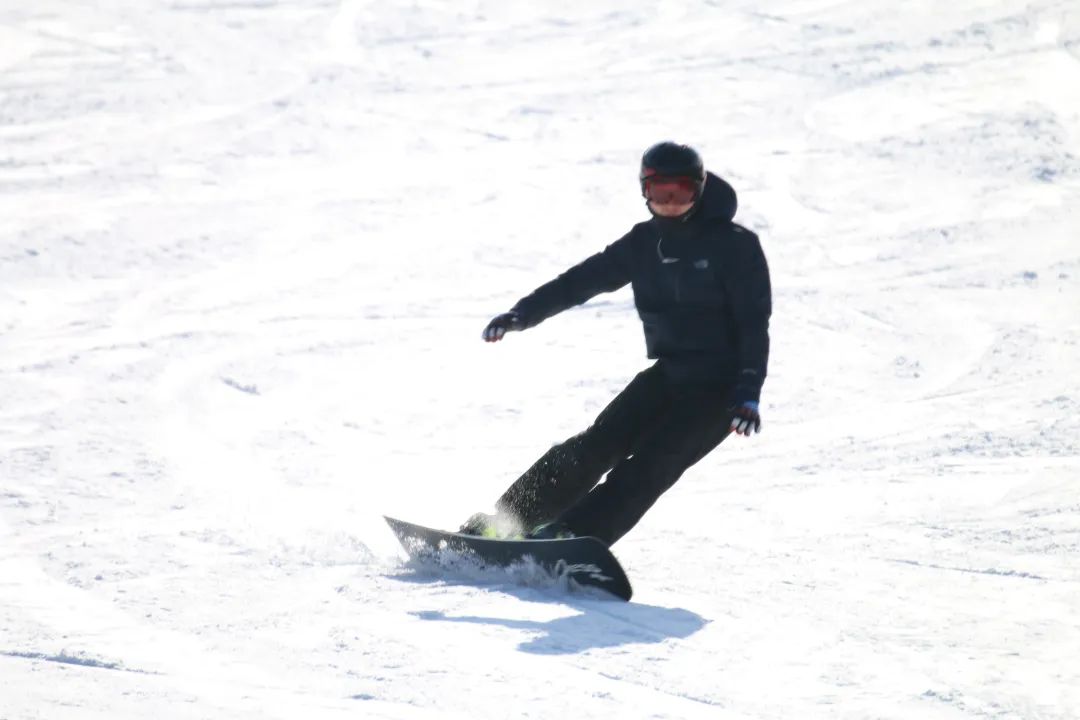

384,516,633,601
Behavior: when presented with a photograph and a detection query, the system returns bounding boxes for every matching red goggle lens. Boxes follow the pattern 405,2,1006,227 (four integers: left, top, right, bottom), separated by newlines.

643,176,700,205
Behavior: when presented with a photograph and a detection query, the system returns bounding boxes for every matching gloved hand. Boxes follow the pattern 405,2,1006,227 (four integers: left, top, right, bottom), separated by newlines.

482,311,524,342
729,401,761,436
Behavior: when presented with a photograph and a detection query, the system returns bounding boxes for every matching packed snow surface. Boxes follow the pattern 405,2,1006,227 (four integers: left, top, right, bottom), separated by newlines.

2,1,1079,718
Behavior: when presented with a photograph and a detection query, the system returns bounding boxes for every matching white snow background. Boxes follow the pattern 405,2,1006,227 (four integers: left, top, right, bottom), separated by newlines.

1,1,1079,718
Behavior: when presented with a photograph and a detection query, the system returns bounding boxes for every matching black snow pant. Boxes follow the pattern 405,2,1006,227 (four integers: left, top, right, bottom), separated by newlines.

493,361,738,546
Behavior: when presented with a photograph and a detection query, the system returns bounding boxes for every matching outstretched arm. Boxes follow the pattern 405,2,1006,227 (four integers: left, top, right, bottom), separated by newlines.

483,234,634,341
513,234,634,328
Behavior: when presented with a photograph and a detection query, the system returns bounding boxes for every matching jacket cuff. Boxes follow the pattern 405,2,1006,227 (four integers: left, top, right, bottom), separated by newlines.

508,304,533,330
730,384,760,405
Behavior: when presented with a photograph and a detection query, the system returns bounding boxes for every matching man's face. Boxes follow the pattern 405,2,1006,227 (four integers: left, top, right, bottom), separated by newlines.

648,199,696,217
642,175,699,217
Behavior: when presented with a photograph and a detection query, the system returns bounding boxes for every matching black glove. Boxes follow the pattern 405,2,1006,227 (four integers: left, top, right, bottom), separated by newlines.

729,401,762,436
482,311,524,342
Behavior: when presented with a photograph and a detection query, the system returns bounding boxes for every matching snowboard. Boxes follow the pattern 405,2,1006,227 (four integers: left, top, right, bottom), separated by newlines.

384,516,633,601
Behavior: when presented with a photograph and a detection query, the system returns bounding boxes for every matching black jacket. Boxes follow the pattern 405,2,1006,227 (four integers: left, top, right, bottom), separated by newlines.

511,172,771,403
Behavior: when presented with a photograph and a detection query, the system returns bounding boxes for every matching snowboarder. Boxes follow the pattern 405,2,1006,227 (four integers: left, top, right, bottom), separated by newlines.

462,141,771,547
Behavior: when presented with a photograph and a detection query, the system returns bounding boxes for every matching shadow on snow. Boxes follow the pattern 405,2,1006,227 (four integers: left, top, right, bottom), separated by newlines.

391,560,707,655
410,605,707,655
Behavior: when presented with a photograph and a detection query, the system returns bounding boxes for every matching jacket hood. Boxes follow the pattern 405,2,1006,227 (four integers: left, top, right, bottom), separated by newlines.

698,171,738,222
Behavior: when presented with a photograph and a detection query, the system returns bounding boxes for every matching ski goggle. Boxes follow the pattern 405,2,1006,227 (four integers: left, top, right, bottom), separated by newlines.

641,175,701,205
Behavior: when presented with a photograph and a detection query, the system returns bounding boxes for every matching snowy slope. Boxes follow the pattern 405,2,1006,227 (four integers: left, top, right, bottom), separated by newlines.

2,1,1079,718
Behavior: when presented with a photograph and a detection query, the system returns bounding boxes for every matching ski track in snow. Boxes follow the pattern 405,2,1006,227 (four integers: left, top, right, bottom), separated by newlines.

1,1,1079,718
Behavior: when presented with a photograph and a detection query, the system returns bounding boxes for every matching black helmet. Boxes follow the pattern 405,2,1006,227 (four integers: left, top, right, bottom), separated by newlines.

639,142,705,193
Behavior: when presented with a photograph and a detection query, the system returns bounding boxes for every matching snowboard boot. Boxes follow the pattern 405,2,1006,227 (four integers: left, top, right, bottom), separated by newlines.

459,512,526,539
459,512,498,537
527,521,577,540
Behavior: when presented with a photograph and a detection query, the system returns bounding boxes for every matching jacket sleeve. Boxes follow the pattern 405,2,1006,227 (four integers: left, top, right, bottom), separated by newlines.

723,227,772,403
510,232,634,329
